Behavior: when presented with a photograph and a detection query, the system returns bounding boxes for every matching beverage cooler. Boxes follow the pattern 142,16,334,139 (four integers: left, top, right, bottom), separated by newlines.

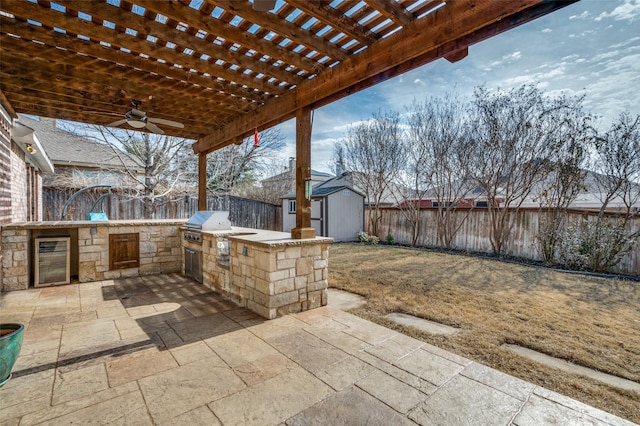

34,237,71,287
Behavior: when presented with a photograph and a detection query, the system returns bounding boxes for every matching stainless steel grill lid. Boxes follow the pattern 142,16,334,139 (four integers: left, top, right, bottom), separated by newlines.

185,211,232,231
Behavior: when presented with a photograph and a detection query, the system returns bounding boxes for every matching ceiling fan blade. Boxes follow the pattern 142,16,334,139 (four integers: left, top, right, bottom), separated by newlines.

148,117,184,128
253,0,276,11
145,122,165,134
106,119,127,127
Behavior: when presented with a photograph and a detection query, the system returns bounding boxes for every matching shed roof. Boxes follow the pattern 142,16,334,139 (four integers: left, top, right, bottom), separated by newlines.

282,173,364,199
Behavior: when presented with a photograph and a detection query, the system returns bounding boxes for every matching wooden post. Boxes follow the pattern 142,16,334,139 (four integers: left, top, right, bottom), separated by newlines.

291,107,316,239
198,152,207,211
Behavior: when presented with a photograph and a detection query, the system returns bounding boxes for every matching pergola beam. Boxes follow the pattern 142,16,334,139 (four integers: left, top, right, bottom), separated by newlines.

193,0,576,155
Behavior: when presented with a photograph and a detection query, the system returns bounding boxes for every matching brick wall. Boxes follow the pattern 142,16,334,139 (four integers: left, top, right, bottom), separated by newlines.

0,110,11,225
10,142,27,223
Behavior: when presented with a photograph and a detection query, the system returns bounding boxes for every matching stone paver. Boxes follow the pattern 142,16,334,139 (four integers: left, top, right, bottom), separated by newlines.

504,343,640,393
106,347,178,387
286,385,415,426
209,367,333,426
356,369,429,414
313,354,376,391
138,355,246,423
394,345,466,386
53,363,109,405
409,374,523,425
0,275,634,426
515,394,610,426
386,312,460,335
326,288,366,310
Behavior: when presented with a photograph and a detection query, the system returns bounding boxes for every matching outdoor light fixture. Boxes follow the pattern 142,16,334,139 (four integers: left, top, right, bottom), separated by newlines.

25,144,36,154
305,179,312,200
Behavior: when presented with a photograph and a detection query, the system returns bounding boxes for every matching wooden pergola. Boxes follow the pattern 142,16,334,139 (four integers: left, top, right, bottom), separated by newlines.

0,0,577,238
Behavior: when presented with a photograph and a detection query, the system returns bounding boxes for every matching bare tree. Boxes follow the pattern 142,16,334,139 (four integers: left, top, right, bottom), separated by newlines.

403,95,474,248
534,112,592,264
81,126,192,219
335,110,405,236
200,127,286,199
591,112,640,218
239,158,292,205
467,85,586,255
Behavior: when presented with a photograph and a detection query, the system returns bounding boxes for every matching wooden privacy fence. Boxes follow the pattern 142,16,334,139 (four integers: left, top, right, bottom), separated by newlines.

369,207,640,276
43,188,281,231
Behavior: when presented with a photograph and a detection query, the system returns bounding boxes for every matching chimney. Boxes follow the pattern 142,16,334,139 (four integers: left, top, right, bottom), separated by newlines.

289,157,296,174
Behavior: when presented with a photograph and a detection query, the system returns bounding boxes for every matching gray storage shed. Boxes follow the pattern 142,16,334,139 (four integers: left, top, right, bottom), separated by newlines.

282,174,364,242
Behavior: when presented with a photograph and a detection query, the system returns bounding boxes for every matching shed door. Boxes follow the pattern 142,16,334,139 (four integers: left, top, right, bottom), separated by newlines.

311,199,323,236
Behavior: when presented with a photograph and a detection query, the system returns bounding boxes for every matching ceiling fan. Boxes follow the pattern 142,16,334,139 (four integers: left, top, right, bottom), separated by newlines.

106,100,184,134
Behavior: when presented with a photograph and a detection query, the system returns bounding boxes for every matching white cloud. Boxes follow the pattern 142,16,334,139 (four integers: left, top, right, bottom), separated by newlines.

542,28,552,33
592,49,621,62
502,66,565,87
413,78,426,86
561,54,580,61
609,36,640,48
596,0,640,21
569,10,590,19
485,50,522,70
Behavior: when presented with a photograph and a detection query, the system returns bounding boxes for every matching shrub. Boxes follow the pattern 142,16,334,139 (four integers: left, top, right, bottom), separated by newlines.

358,231,379,245
385,234,396,245
557,218,637,272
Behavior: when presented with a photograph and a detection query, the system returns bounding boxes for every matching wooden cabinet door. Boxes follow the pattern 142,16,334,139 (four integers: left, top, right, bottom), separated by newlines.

109,233,139,270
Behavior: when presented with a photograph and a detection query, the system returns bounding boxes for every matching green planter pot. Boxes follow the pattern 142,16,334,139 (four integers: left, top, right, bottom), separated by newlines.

0,323,25,387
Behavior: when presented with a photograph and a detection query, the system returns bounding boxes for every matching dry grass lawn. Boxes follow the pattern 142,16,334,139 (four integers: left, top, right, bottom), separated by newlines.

328,243,640,423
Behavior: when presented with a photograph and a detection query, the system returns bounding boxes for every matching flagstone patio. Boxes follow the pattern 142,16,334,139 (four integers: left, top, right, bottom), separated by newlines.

0,274,634,425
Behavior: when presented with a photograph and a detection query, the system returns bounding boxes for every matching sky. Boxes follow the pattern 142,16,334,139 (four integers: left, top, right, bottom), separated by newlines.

274,0,640,174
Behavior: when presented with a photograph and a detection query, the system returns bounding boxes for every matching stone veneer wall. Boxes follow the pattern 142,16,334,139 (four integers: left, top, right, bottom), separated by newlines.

201,233,329,319
1,222,183,292
77,224,182,282
1,228,28,291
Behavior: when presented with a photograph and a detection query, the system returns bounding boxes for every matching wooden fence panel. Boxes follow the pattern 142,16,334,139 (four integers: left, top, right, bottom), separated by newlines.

42,188,280,230
371,208,640,276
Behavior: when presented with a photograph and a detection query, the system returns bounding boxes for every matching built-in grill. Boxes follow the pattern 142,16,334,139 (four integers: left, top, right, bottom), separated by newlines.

183,211,232,244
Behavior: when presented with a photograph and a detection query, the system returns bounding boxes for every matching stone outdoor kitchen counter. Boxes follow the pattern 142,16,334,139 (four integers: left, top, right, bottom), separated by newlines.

197,227,333,319
1,221,332,319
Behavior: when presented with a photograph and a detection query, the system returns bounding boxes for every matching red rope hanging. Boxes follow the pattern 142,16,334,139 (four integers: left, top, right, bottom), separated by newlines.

253,128,260,148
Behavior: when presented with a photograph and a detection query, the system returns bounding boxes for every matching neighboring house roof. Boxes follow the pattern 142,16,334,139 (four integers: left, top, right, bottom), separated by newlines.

411,167,640,210
262,169,333,183
262,157,333,184
282,173,365,199
262,168,333,184
17,115,141,170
